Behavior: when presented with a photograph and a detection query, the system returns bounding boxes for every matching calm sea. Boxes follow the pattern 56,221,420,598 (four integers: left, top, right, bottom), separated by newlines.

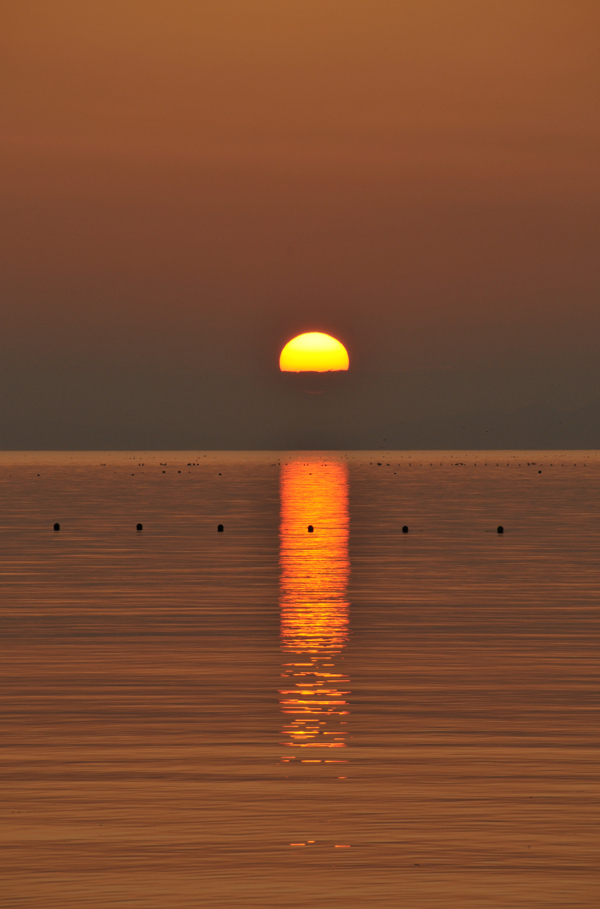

1,451,599,908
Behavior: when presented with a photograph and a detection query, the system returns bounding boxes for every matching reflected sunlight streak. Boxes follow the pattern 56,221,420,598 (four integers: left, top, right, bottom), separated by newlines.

279,460,350,760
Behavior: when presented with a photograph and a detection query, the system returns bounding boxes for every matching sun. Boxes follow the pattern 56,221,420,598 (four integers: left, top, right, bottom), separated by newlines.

279,332,349,373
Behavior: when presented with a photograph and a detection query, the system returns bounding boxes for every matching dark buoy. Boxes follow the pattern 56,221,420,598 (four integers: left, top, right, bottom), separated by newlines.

307,525,314,533
53,522,60,532
136,523,143,532
402,525,409,534
217,524,224,533
497,525,504,534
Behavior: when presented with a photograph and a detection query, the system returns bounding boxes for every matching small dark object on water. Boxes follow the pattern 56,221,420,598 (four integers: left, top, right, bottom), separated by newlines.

136,523,143,532
538,470,542,474
53,522,60,532
497,525,504,534
307,525,314,533
402,525,409,533
218,524,224,533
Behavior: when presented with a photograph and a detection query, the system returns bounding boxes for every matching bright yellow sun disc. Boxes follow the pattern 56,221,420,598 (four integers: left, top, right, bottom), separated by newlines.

279,332,349,372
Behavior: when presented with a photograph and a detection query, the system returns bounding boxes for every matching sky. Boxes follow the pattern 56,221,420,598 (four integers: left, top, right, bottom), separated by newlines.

1,0,599,448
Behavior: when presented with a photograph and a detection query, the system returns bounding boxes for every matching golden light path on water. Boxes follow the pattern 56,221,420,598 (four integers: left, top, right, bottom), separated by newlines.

279,460,350,765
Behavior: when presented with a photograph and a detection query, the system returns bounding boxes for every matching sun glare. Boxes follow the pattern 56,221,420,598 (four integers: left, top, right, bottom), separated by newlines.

279,332,349,372
279,459,350,759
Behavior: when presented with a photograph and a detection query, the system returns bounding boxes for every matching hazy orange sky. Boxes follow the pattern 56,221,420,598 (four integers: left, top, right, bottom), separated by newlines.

1,1,599,446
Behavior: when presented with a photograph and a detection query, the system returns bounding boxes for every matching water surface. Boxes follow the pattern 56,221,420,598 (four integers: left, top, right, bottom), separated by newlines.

1,451,599,907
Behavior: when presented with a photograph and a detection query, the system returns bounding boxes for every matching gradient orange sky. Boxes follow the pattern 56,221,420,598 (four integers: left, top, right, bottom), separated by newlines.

1,1,599,446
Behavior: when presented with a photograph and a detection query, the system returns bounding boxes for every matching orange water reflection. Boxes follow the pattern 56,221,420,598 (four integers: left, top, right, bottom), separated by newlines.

279,459,350,761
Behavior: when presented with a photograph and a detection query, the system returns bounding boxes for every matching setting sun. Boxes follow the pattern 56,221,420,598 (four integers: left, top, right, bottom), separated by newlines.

279,332,349,373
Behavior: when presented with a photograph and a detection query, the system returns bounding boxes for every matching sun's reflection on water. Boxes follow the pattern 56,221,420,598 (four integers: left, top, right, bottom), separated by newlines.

279,460,350,762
